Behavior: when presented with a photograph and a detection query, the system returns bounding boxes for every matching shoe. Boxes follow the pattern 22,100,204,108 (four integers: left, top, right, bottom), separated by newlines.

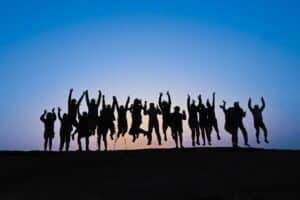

265,139,269,144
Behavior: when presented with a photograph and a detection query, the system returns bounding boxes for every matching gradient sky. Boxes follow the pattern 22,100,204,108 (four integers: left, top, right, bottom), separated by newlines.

0,0,299,150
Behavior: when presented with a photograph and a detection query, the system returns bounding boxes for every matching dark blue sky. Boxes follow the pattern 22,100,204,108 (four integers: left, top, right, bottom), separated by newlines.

0,0,299,150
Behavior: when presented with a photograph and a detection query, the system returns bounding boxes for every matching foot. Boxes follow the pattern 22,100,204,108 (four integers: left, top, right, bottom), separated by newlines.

265,139,269,144
202,142,206,146
257,139,260,144
244,143,250,147
180,145,184,148
147,141,151,145
208,142,211,146
158,141,162,146
196,140,200,145
217,135,221,140
164,136,167,141
192,141,195,147
110,134,114,140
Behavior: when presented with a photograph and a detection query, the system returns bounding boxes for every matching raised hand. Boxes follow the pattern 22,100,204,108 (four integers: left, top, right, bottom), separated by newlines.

52,108,55,113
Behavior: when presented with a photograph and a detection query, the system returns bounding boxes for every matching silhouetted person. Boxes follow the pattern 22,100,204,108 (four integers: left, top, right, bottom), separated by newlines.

129,98,148,142
58,107,73,151
158,91,172,141
101,95,116,141
96,109,108,151
248,97,268,144
86,90,101,135
40,108,56,151
206,92,220,141
220,101,239,147
68,89,85,125
170,106,186,148
234,102,249,146
144,101,162,145
72,108,90,151
187,95,200,146
198,95,210,145
113,96,130,138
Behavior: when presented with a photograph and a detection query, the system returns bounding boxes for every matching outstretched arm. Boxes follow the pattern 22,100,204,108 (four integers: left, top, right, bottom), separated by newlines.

102,95,106,110
97,90,102,107
187,95,191,111
68,89,73,106
85,90,90,106
77,91,85,107
260,97,265,111
212,92,215,109
167,91,171,105
40,110,47,122
143,101,148,115
198,94,202,107
182,110,187,120
219,100,227,112
113,96,119,111
248,98,253,111
51,108,57,121
158,92,163,107
58,107,63,121
125,96,130,110
112,97,116,111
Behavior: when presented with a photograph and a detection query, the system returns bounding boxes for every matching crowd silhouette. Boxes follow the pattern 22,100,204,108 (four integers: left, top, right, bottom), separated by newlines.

40,89,269,151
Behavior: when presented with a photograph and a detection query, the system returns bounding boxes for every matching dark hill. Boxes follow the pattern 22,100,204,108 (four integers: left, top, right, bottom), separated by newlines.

0,148,299,200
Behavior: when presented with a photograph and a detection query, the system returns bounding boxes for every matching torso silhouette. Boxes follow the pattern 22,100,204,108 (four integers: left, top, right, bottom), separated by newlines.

41,114,56,133
88,103,98,117
207,105,216,120
199,105,208,125
131,104,143,124
145,107,160,123
69,103,78,119
102,107,115,123
235,107,246,123
78,115,89,135
171,112,185,131
188,104,198,124
250,108,263,123
61,116,73,133
118,108,127,123
160,103,171,121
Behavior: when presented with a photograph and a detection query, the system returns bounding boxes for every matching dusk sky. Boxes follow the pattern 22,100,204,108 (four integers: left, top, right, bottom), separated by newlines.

0,0,299,150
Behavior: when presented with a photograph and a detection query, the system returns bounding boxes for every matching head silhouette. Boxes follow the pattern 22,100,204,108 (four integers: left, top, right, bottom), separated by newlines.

107,104,111,109
161,101,168,108
71,99,77,105
63,113,68,120
91,99,96,105
134,99,140,105
254,105,259,110
174,106,180,113
206,101,211,108
46,113,52,119
234,102,240,108
120,105,125,110
150,103,155,109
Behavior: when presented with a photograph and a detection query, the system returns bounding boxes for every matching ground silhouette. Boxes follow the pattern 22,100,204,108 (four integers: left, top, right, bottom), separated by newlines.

0,148,299,200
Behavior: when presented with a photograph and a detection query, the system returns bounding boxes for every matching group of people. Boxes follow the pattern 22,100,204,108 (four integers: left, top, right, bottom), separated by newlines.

40,89,269,151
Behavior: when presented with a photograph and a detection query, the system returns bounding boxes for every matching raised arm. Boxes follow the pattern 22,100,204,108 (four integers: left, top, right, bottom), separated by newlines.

97,90,102,107
51,108,57,121
113,96,119,111
68,89,73,106
77,107,82,119
187,95,191,111
260,97,265,111
125,96,130,110
157,106,162,115
219,100,227,112
102,95,106,110
77,91,85,107
167,91,171,105
58,107,63,121
143,101,148,115
212,92,215,109
248,98,253,111
158,92,163,107
198,95,202,107
182,110,187,120
85,90,90,106
112,97,117,111
40,110,47,122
